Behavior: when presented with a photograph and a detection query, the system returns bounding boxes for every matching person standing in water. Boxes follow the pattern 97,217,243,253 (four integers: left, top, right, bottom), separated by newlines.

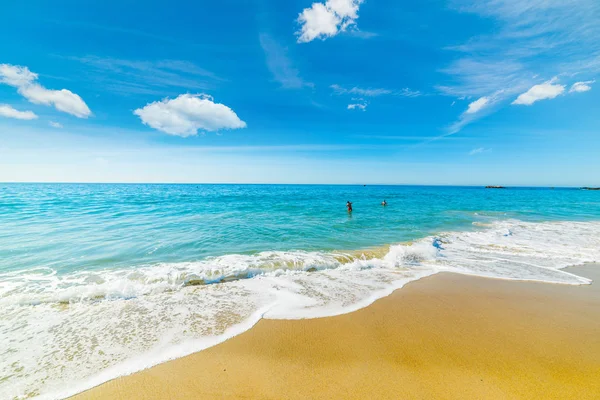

381,200,388,206
346,201,353,212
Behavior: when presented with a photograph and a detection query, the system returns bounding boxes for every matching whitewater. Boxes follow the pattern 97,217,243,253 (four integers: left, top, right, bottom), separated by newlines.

1,219,598,399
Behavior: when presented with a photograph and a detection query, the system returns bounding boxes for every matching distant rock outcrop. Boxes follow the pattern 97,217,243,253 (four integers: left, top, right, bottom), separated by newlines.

582,187,600,191
485,186,506,189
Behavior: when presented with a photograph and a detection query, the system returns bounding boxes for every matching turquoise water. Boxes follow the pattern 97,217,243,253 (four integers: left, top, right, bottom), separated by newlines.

1,184,599,274
1,184,600,400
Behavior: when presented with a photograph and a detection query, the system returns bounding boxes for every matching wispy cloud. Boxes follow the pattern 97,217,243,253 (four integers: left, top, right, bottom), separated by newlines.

47,20,200,49
354,134,462,141
469,147,490,155
331,84,390,97
447,91,503,134
448,0,600,66
346,30,378,39
259,34,312,89
437,59,527,99
331,84,421,112
331,84,421,97
49,121,63,128
441,0,600,130
69,56,221,95
396,88,422,98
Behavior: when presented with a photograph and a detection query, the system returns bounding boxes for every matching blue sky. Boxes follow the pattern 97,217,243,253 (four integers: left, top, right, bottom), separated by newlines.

0,0,599,185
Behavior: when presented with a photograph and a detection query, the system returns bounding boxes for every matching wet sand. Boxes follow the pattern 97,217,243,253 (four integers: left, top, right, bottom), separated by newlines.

73,264,600,400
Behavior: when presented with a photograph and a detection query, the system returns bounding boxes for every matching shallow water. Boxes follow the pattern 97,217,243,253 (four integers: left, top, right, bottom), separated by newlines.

1,184,599,399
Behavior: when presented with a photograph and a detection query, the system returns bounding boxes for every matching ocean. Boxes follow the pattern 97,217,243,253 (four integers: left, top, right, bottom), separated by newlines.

1,183,599,399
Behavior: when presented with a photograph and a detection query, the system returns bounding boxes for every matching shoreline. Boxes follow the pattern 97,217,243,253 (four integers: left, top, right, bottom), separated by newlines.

10,218,596,400
72,264,600,400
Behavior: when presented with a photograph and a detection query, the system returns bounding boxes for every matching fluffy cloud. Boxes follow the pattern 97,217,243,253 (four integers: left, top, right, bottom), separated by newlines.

0,104,38,120
465,96,489,114
297,0,363,43
134,94,247,137
569,80,594,93
49,121,63,128
19,85,91,118
0,64,37,87
512,79,565,105
0,64,91,118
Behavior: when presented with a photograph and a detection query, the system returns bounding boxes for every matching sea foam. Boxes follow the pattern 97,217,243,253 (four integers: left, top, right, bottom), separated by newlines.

0,219,598,399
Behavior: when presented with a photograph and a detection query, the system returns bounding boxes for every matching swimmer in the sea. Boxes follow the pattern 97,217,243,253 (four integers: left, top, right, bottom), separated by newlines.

346,201,353,212
381,200,387,206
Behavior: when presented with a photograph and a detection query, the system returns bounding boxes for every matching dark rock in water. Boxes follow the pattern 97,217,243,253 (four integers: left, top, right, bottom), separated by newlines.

485,186,506,189
582,187,600,191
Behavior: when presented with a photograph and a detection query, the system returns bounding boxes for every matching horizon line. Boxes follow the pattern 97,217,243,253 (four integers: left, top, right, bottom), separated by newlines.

0,182,594,189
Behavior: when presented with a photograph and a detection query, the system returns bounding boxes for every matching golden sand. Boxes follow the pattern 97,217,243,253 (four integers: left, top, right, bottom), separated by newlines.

73,265,600,400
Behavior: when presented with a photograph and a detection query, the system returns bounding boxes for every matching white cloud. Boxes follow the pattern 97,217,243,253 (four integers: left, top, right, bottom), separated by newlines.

347,102,367,111
465,96,490,114
446,91,503,134
134,94,247,137
0,64,91,118
259,34,311,89
49,121,63,128
569,80,594,93
296,0,363,43
512,79,565,105
0,64,37,87
0,104,38,120
18,84,91,118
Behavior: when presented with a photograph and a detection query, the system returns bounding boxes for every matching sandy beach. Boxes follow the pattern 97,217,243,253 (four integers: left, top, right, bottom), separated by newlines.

73,264,600,400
